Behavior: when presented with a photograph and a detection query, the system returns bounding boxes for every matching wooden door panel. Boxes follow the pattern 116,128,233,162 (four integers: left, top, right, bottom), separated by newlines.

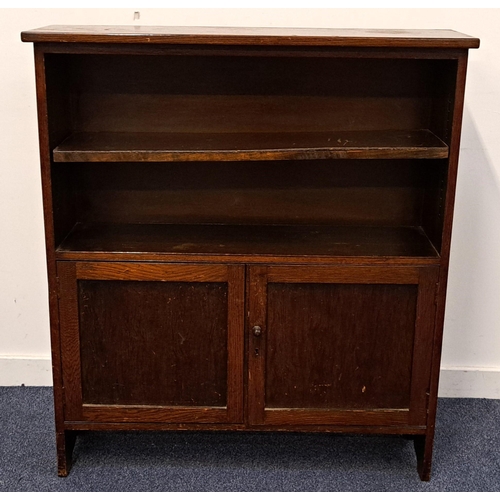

58,262,244,423
248,265,438,427
79,280,228,407
266,282,417,410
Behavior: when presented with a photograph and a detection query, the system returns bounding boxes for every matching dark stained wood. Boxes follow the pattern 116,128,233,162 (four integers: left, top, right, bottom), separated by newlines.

414,435,430,480
81,406,229,423
62,53,446,97
78,280,229,407
265,282,417,411
33,45,74,476
263,409,409,427
57,223,440,260
418,52,472,482
23,26,477,479
21,26,480,49
247,267,268,426
58,261,245,423
422,58,458,254
63,421,426,435
32,42,470,61
29,44,471,71
53,130,448,163
42,54,451,142
226,265,246,423
249,265,438,429
266,265,421,284
43,55,76,247
56,431,76,477
421,162,448,254
76,261,228,282
65,159,432,228
57,261,83,421
57,252,440,268
408,267,440,425
72,95,434,135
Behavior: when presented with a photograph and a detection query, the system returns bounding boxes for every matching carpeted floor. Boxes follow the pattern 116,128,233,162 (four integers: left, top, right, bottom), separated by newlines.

0,387,499,491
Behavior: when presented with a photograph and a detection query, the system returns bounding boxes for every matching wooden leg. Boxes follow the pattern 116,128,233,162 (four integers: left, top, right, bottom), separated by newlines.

56,430,77,477
414,433,433,481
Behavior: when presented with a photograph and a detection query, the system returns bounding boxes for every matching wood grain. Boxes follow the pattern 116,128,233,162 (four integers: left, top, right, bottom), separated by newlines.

78,280,229,407
82,406,228,423
408,267,440,425
263,409,409,427
247,265,440,429
23,25,476,479
57,223,440,260
57,262,84,421
417,52,472,482
67,94,434,137
247,267,268,425
226,265,246,423
58,262,245,424
266,265,421,284
63,421,426,434
75,262,228,282
63,159,433,228
33,46,75,476
21,26,480,49
264,282,417,412
53,130,448,162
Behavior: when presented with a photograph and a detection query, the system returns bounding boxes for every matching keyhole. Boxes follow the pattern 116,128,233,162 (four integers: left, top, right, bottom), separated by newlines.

255,348,259,357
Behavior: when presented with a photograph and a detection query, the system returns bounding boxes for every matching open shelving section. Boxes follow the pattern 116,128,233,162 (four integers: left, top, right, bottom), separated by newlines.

38,40,462,265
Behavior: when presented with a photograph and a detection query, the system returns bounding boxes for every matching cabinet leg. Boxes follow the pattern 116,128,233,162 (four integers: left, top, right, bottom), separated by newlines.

414,434,433,481
56,430,77,477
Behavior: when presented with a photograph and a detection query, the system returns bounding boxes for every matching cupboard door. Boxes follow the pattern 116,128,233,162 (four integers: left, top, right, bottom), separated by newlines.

58,262,244,423
248,265,438,427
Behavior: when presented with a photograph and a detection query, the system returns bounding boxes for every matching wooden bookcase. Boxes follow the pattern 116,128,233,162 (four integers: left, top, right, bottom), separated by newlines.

21,26,479,480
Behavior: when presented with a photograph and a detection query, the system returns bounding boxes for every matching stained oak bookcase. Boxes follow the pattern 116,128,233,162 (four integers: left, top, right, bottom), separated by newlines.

21,26,479,480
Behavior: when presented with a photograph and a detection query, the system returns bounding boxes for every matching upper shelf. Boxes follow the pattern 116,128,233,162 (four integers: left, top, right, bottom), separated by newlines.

53,129,449,163
21,26,480,49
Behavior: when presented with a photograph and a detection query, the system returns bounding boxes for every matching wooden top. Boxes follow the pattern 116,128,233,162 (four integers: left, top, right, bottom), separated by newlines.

21,26,479,49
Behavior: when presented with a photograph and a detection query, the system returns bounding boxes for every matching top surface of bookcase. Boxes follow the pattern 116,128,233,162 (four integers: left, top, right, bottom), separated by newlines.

21,26,480,49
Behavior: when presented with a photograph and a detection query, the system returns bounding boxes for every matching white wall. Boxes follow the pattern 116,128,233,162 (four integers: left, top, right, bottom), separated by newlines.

1,8,499,397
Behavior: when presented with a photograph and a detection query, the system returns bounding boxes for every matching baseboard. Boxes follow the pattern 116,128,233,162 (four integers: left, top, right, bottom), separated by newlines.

0,356,52,386
0,357,499,398
438,367,500,399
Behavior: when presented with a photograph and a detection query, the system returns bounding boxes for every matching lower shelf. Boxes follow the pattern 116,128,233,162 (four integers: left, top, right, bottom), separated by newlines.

56,223,439,263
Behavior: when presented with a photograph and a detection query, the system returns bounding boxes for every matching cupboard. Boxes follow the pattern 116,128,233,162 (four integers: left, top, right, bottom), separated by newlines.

21,25,479,480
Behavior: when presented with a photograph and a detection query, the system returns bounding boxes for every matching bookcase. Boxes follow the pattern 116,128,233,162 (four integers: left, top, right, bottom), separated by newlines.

21,26,479,480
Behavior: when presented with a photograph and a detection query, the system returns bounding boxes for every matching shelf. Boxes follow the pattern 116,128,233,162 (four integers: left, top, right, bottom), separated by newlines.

52,130,449,163
56,223,440,263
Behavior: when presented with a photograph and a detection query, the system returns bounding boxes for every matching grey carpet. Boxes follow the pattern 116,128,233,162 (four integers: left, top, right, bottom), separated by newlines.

0,387,499,491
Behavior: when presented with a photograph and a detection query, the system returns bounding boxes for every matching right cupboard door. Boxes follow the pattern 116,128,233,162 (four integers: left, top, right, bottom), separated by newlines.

248,265,439,428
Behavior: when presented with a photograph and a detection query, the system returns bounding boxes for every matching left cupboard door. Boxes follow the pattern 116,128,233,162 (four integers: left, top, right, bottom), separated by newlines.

57,262,245,424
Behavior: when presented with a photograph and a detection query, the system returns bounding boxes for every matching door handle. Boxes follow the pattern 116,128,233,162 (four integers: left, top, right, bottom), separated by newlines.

252,325,262,337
